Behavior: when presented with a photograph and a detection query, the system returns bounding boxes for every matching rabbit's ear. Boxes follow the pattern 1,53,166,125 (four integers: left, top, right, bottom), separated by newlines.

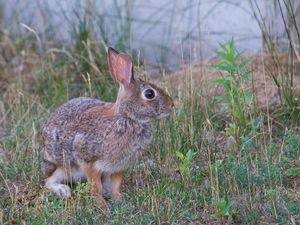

115,53,134,87
108,47,120,81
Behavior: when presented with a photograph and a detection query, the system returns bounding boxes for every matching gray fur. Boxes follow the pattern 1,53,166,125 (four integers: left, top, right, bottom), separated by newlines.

40,50,173,198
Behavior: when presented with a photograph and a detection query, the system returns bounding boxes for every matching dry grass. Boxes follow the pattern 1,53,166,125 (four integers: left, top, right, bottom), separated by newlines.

0,36,300,223
0,2,300,223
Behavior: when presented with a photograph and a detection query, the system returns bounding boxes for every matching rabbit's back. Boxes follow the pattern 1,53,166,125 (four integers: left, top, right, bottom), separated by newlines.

45,97,110,126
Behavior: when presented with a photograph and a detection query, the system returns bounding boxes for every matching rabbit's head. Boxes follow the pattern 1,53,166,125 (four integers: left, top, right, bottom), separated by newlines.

108,47,173,122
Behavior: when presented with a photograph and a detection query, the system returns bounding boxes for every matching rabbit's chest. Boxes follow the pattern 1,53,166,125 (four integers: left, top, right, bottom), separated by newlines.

111,119,152,148
94,121,153,172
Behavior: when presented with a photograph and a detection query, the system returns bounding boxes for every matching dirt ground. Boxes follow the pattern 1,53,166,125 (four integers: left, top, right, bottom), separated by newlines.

162,53,300,111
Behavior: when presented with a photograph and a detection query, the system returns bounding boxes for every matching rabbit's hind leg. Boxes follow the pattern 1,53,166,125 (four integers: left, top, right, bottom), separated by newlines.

82,164,107,206
45,167,72,198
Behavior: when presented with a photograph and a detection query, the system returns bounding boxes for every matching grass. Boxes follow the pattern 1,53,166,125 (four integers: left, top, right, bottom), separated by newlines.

1,1,300,224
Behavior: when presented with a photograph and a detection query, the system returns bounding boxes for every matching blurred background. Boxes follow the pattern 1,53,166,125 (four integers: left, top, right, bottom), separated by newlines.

1,0,299,72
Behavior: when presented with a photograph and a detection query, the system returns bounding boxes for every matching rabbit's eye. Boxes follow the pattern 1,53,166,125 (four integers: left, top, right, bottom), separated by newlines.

143,88,156,99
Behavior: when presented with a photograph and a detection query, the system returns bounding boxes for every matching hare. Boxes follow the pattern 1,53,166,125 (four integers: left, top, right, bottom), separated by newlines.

41,47,173,204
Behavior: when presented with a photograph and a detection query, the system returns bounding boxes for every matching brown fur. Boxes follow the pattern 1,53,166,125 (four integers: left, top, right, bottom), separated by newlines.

111,172,123,200
41,47,173,203
84,165,101,192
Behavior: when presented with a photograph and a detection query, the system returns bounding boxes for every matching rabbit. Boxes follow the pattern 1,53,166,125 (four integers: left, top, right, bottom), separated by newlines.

41,47,174,205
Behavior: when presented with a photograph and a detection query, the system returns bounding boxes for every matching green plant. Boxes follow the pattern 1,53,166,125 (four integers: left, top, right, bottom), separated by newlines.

285,167,300,176
285,131,300,158
74,182,90,196
211,38,254,149
176,149,197,178
211,197,234,220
